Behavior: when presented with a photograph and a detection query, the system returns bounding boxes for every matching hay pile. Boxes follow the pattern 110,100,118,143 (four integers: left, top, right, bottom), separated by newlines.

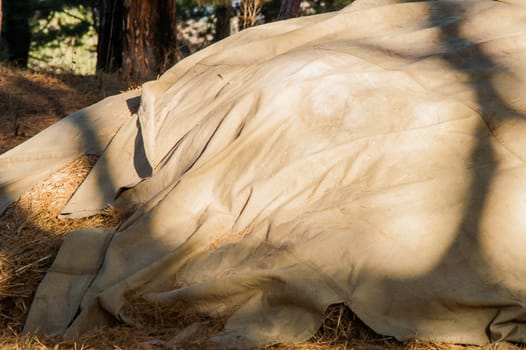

0,156,350,349
0,144,520,350
0,156,119,330
0,64,524,350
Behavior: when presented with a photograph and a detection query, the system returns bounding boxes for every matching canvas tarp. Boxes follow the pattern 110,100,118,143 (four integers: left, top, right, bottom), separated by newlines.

2,0,526,346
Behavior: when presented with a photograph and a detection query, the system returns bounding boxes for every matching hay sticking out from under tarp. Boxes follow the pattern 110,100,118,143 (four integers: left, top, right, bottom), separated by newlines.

1,70,523,350
0,155,120,332
0,153,520,350
312,304,387,345
119,294,227,348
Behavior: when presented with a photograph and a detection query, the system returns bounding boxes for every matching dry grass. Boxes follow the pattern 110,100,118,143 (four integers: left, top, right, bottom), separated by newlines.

0,64,128,153
0,64,525,349
0,155,121,332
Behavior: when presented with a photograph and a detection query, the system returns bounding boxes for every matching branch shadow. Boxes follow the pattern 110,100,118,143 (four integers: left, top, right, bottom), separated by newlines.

360,0,526,345
3,1,526,348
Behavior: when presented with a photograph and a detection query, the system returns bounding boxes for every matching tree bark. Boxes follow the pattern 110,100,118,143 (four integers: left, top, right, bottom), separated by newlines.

97,0,177,81
97,0,124,72
278,0,300,20
0,0,3,38
214,5,231,42
2,0,32,67
158,0,178,72
122,0,177,81
122,0,159,80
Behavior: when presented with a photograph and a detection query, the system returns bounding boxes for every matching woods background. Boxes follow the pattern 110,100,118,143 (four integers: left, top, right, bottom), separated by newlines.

0,0,354,81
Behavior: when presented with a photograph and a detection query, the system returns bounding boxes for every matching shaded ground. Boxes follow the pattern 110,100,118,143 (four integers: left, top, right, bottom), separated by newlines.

0,65,131,153
0,64,523,350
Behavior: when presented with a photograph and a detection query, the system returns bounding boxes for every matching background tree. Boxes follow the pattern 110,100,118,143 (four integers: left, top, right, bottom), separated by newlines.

97,0,123,72
214,3,231,41
190,0,231,43
277,0,300,20
0,0,356,75
2,0,32,67
308,0,354,14
0,0,3,37
31,0,97,73
97,0,177,81
1,0,98,70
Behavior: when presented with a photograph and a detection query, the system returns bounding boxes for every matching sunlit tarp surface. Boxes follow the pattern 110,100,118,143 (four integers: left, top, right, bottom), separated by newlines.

4,0,526,346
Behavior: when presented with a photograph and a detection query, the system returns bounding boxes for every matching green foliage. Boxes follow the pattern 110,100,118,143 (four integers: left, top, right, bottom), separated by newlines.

31,10,92,50
3,0,356,74
28,1,98,74
182,0,231,10
308,0,355,13
261,0,355,24
261,0,280,22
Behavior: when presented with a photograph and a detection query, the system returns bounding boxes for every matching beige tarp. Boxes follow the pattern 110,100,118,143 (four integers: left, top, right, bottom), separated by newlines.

3,0,526,346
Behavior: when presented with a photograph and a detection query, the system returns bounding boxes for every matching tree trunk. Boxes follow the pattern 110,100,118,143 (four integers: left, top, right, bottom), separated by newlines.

122,0,159,80
2,0,32,67
97,0,124,72
158,0,178,72
278,0,300,20
122,0,177,81
0,0,3,38
97,0,177,81
214,5,231,42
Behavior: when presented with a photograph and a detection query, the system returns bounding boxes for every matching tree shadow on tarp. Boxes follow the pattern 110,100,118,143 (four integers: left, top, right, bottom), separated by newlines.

55,2,526,347
3,1,526,347
356,0,526,345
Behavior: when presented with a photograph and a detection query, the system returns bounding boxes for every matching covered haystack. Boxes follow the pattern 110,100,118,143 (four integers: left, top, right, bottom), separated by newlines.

2,0,526,348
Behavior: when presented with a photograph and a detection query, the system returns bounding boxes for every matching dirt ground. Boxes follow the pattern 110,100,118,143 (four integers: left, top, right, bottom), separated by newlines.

0,64,523,350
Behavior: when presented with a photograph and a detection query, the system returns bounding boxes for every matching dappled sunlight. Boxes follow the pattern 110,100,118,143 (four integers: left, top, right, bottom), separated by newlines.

478,168,526,292
0,155,120,332
3,1,526,349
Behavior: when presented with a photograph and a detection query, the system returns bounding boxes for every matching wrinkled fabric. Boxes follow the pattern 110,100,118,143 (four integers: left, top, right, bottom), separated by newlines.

0,90,141,214
7,0,526,347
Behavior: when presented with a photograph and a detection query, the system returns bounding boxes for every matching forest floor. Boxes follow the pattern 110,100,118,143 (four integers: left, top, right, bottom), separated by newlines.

0,64,523,350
